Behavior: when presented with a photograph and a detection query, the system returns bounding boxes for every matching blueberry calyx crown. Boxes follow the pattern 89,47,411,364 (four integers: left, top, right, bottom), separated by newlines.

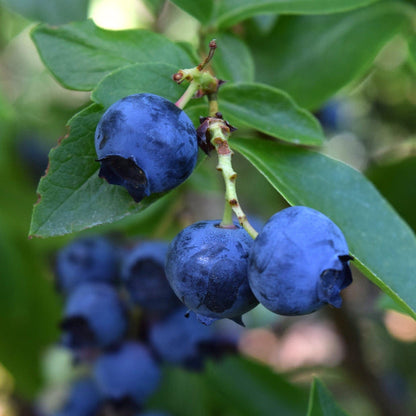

318,255,353,308
197,112,236,155
60,316,97,349
97,155,149,202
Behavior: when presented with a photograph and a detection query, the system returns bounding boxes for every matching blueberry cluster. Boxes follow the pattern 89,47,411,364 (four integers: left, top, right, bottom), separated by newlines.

43,235,237,416
93,93,353,321
165,206,353,323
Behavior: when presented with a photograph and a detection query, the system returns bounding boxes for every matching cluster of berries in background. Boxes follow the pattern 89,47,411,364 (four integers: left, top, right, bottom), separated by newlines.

38,209,353,416
39,207,352,416
37,236,238,416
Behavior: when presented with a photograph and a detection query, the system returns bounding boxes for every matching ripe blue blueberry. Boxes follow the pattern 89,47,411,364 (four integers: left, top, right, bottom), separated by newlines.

54,377,102,416
121,241,181,314
316,100,343,132
148,306,214,368
93,341,160,407
55,236,118,294
95,93,198,202
15,133,49,183
248,206,352,315
61,283,127,350
165,220,258,325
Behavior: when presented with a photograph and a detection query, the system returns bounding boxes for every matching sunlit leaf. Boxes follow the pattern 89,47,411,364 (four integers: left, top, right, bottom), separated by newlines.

219,83,325,146
216,0,381,28
31,19,192,90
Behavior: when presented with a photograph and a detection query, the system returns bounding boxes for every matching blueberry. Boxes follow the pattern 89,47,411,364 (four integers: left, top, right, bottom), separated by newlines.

55,236,118,294
61,283,127,350
15,132,50,183
121,241,181,314
93,341,160,408
165,220,258,325
95,93,198,202
316,100,342,131
248,206,352,315
54,377,102,416
148,306,214,368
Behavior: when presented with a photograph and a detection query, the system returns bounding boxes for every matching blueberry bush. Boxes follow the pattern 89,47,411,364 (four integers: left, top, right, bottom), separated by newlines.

1,0,416,415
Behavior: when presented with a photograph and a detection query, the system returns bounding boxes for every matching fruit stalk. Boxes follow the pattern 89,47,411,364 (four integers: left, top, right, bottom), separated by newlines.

175,81,199,109
173,41,258,238
209,121,258,239
208,93,219,116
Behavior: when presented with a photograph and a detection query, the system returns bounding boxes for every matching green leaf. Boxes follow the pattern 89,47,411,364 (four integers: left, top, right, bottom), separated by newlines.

205,356,308,416
29,104,168,238
0,86,15,135
218,83,324,146
142,0,165,16
216,0,381,28
1,0,89,24
98,190,181,239
366,156,416,232
210,32,255,83
29,95,204,238
307,378,349,416
408,34,416,71
176,41,201,64
0,220,61,397
148,366,212,416
31,19,193,91
377,293,410,316
184,102,209,126
91,62,186,108
231,137,416,320
248,2,413,109
0,139,61,397
170,0,214,25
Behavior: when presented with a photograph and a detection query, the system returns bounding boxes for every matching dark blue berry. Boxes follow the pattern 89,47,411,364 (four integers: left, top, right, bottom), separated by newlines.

121,241,181,314
93,341,160,407
54,377,102,416
165,220,258,325
15,133,50,183
55,236,118,294
248,206,352,315
148,306,214,367
95,93,198,202
61,283,127,350
316,100,342,131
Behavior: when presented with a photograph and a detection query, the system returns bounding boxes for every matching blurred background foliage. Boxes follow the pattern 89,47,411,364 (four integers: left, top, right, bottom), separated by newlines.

0,1,416,415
